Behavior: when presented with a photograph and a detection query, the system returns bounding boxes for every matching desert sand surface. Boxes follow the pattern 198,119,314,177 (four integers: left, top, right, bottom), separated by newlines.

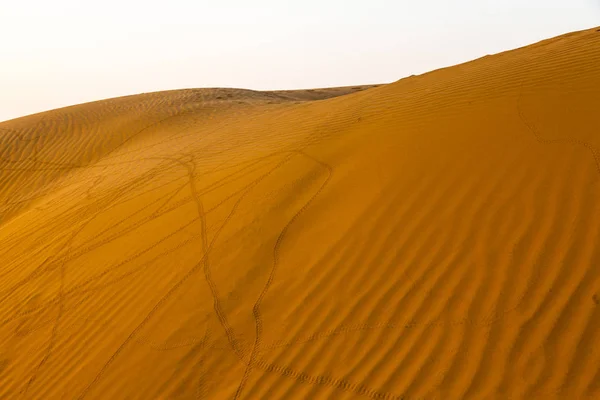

1,27,600,399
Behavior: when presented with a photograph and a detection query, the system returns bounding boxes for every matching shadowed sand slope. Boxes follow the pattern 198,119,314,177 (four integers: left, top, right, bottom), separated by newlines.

0,27,599,399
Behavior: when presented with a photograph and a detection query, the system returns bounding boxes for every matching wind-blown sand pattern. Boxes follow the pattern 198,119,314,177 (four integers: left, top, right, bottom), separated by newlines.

0,28,599,399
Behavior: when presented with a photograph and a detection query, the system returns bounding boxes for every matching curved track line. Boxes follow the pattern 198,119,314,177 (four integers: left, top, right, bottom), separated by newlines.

233,150,333,400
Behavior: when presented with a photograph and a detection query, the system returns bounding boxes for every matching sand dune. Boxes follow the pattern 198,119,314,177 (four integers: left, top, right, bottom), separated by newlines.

0,28,599,399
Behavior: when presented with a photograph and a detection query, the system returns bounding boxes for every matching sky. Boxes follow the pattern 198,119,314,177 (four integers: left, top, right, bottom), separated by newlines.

0,0,599,122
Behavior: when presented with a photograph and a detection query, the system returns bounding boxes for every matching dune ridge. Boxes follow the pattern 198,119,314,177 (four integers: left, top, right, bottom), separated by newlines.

0,27,599,399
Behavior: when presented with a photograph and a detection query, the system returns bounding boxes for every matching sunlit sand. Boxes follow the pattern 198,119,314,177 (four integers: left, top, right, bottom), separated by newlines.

1,28,599,399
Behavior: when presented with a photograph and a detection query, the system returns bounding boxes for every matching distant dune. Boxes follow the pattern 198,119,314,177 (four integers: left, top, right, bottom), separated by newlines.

0,28,599,399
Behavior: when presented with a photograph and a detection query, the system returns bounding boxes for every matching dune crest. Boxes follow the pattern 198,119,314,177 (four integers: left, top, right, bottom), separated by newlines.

1,28,599,399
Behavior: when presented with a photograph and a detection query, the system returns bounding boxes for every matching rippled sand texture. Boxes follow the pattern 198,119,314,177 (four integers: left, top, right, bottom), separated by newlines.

1,28,600,399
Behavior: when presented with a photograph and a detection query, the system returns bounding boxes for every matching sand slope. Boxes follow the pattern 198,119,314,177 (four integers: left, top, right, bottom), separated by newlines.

0,28,599,399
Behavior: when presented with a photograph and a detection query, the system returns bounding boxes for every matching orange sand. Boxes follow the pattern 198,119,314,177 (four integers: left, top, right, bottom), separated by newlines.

1,28,599,399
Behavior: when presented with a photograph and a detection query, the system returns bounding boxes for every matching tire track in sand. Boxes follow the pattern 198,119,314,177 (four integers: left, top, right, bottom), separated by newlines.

233,151,333,400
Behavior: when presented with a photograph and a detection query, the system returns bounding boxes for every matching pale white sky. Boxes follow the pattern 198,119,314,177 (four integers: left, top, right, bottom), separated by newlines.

1,0,598,122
